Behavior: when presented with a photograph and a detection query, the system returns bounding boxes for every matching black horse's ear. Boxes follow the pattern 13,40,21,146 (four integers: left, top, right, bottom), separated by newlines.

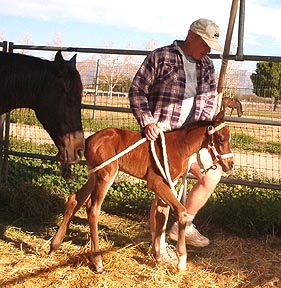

68,54,77,68
54,51,66,74
54,51,64,64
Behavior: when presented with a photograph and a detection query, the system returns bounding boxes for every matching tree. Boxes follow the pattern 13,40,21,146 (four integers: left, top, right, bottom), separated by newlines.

0,31,5,41
98,42,126,98
221,60,243,98
251,62,281,111
113,75,131,93
48,32,70,60
217,42,243,99
251,62,281,98
18,33,31,55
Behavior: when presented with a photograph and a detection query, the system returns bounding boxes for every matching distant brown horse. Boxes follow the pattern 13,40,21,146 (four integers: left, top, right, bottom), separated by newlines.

0,51,85,165
50,111,234,273
221,97,243,117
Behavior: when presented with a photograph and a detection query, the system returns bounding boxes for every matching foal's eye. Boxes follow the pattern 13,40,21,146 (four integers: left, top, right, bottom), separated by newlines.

219,135,225,143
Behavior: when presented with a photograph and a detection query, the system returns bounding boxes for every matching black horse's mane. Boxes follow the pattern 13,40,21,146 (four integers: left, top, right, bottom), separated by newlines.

0,51,52,70
0,52,54,94
0,52,81,107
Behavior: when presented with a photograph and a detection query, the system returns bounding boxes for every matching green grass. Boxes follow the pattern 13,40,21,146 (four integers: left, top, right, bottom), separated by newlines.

10,109,42,126
9,108,139,132
203,183,281,237
232,133,281,155
243,108,281,119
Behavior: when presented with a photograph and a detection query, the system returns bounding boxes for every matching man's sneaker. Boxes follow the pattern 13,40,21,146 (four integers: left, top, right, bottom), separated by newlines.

148,243,178,264
168,222,210,247
159,243,178,264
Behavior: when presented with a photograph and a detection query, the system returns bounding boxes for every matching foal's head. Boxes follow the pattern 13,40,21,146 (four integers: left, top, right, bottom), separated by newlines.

207,111,234,172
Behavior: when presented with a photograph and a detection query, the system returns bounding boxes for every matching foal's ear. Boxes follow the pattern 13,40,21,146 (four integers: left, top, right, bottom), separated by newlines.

214,110,225,124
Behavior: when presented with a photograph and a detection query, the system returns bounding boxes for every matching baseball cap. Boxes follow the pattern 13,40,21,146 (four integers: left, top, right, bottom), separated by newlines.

190,18,223,51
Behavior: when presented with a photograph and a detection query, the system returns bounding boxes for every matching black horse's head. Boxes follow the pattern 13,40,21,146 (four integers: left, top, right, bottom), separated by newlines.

34,51,85,164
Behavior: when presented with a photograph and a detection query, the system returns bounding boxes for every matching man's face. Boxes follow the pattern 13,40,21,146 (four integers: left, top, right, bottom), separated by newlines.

188,32,211,60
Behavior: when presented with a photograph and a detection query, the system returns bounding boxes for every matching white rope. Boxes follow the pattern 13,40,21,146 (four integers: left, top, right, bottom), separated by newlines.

88,137,147,174
88,129,180,200
150,130,181,200
149,139,167,181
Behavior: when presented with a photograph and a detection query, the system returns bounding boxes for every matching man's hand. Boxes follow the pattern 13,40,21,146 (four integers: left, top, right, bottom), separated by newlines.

144,123,160,141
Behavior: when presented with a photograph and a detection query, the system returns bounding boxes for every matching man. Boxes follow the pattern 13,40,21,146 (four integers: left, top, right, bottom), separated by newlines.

128,18,223,260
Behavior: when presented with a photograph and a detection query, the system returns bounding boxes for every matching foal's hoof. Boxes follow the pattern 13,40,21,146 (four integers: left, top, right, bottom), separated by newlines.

92,264,106,274
91,260,106,274
177,265,187,273
49,240,60,254
48,246,57,255
177,255,187,272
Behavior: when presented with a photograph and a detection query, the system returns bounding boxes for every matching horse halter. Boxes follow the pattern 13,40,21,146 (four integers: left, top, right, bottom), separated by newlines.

207,122,234,165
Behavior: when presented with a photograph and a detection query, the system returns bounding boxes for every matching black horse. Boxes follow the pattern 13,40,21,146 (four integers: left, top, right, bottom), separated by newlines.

0,51,85,165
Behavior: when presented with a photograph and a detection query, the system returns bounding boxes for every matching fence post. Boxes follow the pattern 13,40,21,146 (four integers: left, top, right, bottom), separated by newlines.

1,43,14,183
93,59,100,120
0,41,9,183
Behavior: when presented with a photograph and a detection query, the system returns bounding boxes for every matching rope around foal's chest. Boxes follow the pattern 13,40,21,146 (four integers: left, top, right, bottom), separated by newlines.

87,137,147,173
87,129,181,199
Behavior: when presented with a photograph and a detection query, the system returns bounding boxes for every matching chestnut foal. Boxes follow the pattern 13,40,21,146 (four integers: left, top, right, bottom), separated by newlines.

50,111,234,273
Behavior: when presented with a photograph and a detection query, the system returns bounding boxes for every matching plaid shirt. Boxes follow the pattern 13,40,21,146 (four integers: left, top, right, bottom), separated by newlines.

128,41,218,129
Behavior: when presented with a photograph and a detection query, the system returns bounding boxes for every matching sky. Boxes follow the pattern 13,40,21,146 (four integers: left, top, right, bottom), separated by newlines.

0,0,280,71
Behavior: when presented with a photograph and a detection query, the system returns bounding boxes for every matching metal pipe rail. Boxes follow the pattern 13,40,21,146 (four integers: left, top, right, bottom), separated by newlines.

8,43,281,63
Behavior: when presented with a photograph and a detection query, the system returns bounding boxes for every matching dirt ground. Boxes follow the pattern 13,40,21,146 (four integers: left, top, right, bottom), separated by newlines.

233,150,281,179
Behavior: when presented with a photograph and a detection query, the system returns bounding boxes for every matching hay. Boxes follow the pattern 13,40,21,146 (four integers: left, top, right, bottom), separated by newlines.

0,209,280,288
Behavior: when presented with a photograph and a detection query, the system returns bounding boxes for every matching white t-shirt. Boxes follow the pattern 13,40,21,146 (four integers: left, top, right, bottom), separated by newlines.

177,47,197,128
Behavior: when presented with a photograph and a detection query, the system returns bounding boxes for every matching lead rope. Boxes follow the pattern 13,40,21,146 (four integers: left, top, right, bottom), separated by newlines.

150,129,181,200
87,132,172,180
88,130,180,199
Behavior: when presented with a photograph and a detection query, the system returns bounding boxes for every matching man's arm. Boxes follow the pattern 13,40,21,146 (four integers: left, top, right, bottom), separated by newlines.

128,54,157,128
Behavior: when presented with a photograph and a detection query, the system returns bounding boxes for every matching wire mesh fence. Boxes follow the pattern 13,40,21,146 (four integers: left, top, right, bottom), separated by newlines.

229,122,281,180
1,44,281,190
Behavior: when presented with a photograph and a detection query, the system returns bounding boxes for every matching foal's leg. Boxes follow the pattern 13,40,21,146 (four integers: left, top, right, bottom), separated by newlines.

147,175,188,271
150,196,170,259
50,175,96,253
87,165,118,274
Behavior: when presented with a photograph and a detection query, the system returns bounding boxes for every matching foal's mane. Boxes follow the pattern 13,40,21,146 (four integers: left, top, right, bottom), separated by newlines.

168,119,213,135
